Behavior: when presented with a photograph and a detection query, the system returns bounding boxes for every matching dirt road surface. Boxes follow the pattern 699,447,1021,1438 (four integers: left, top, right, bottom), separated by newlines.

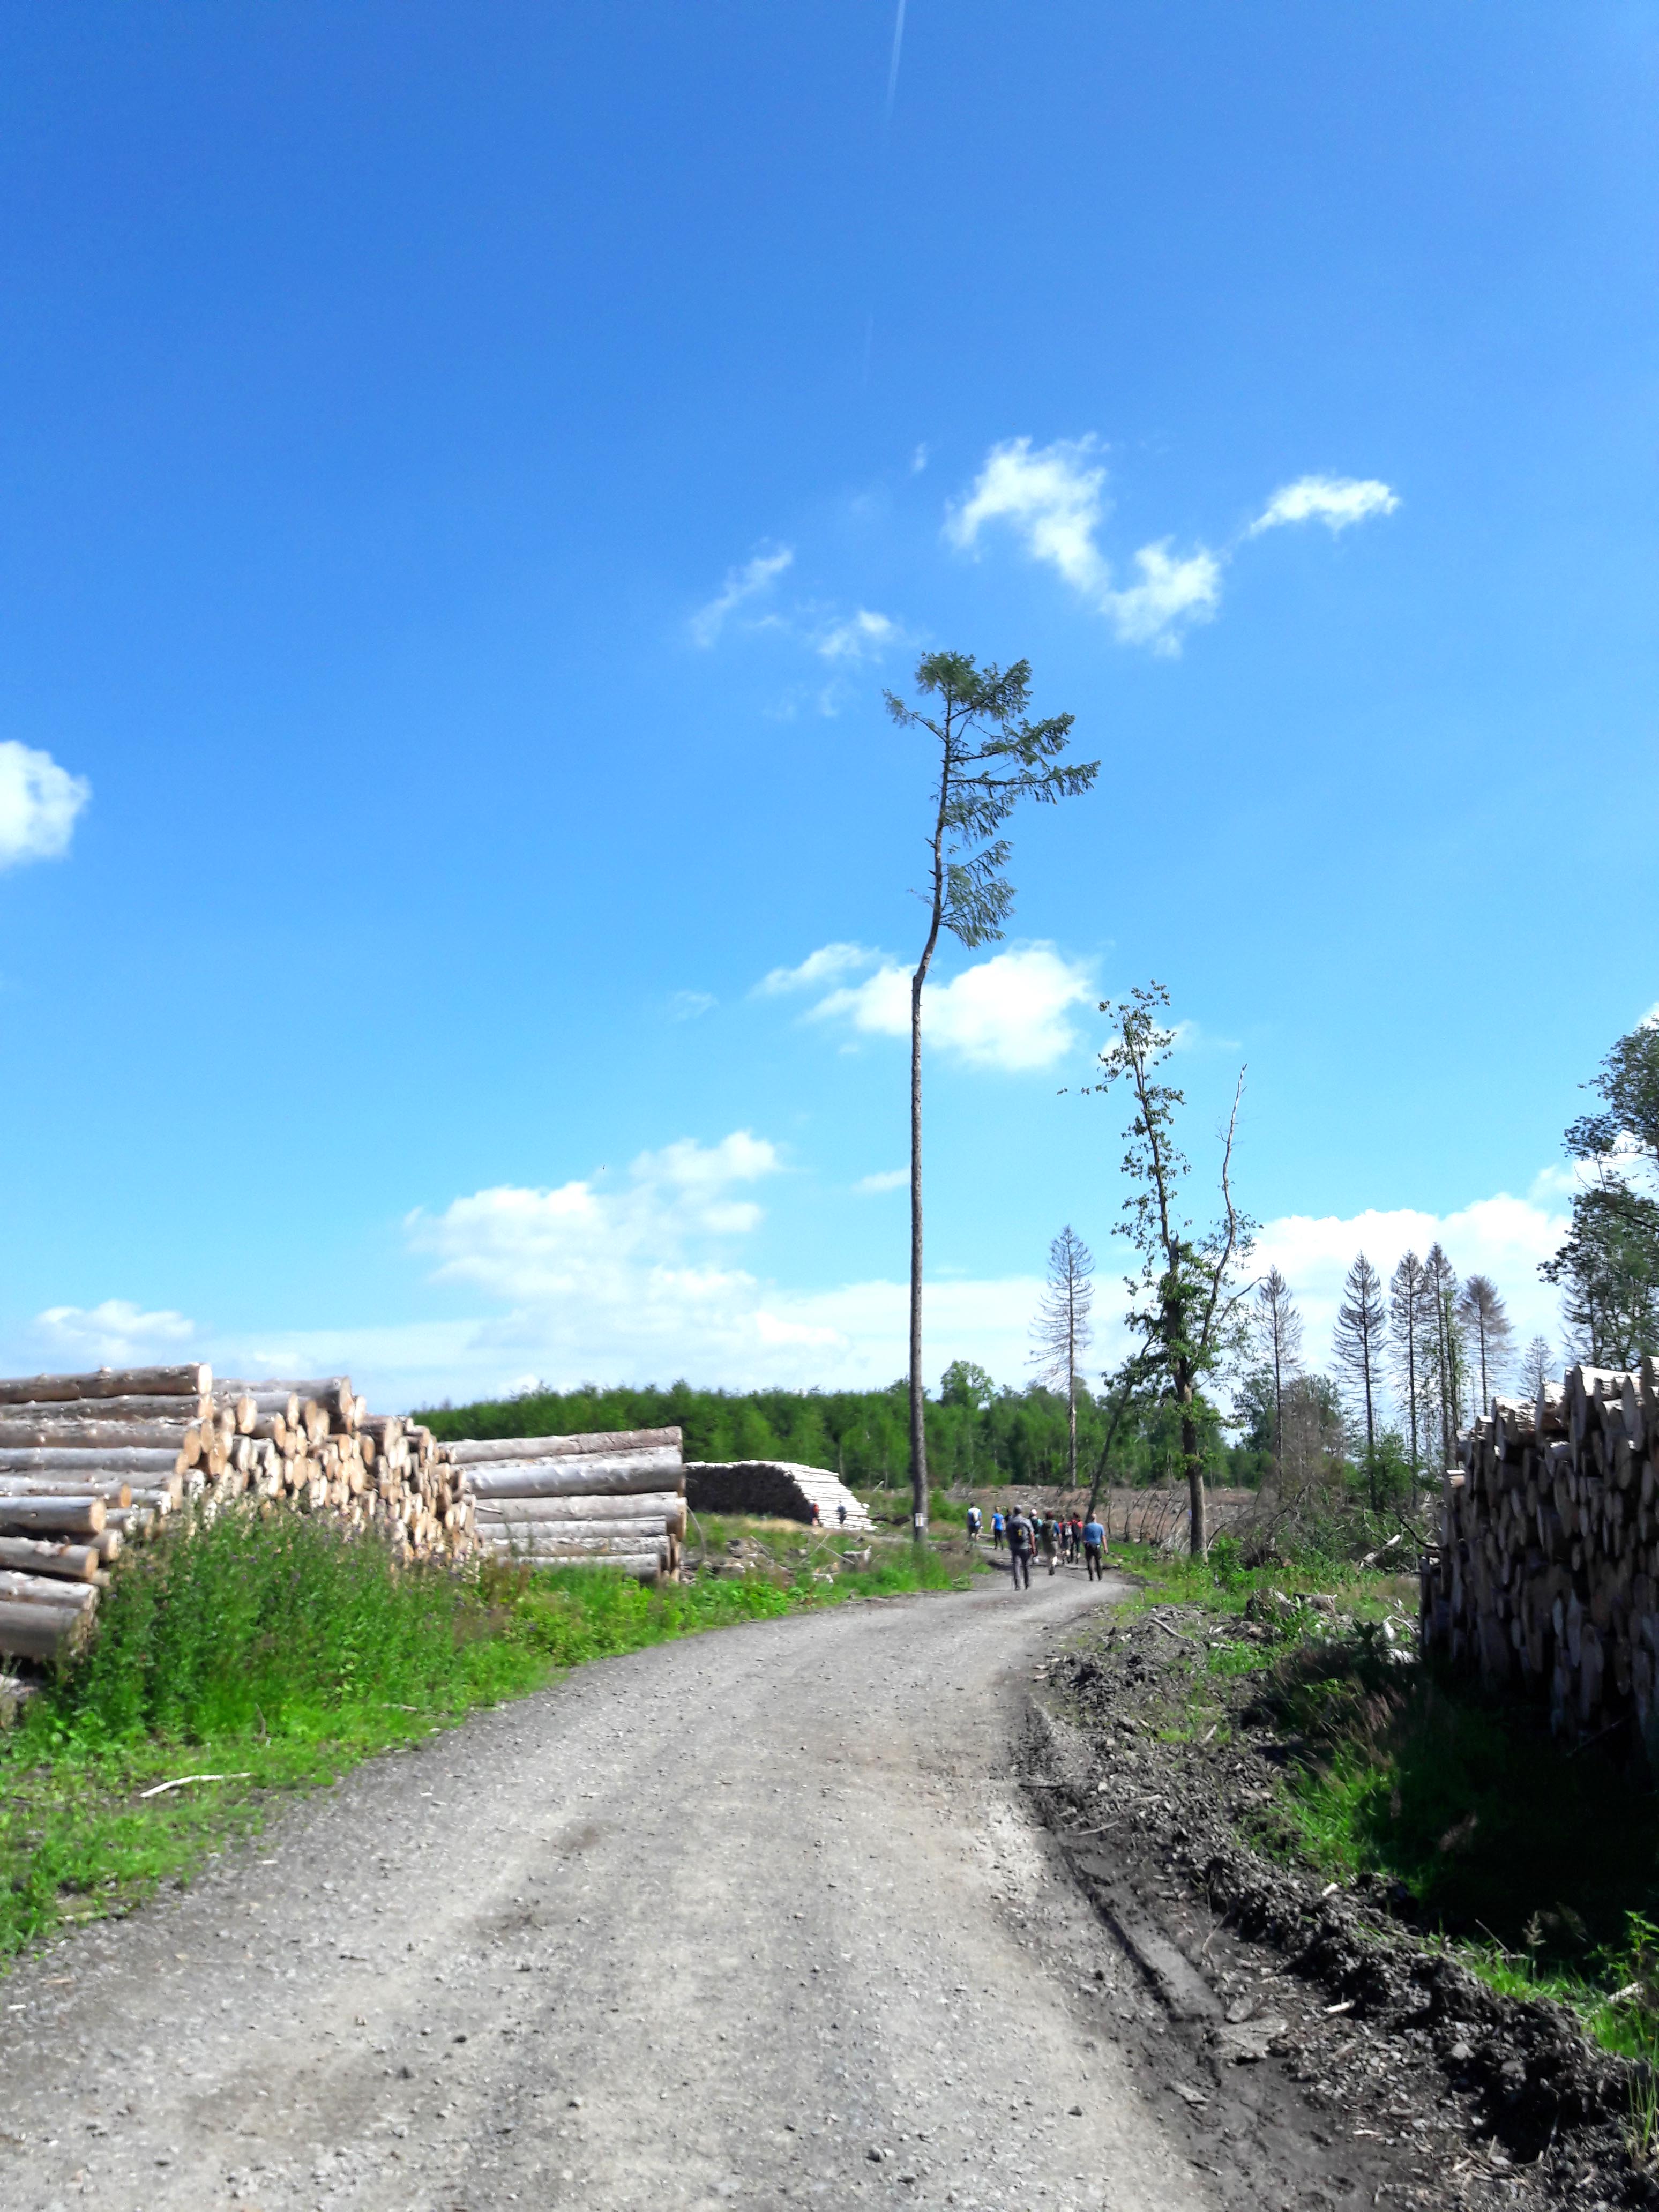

0,1570,1219,2212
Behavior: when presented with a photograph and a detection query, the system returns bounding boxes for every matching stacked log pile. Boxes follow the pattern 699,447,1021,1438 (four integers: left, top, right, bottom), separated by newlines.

0,1364,476,1663
684,1460,872,1531
1422,1359,1659,1755
450,1428,687,1581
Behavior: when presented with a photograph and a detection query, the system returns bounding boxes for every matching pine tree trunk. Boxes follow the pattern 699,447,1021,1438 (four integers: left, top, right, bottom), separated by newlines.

908,965,928,1541
1181,1385,1206,1557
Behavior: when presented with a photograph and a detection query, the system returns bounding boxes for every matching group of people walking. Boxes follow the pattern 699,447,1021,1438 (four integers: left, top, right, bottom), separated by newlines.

968,1504,1107,1588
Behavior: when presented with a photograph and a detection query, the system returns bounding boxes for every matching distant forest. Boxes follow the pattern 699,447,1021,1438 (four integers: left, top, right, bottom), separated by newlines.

415,1361,1264,1491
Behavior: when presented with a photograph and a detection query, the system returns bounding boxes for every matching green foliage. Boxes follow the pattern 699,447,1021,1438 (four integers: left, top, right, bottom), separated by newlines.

1541,1015,1659,1368
884,651,1097,952
416,1371,1251,1492
49,1506,516,1746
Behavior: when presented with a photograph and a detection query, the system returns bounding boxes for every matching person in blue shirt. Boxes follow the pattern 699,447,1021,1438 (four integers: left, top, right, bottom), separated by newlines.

1082,1513,1106,1580
990,1509,1005,1551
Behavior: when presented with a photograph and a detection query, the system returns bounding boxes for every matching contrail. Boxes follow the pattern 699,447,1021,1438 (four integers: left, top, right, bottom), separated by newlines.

885,0,907,119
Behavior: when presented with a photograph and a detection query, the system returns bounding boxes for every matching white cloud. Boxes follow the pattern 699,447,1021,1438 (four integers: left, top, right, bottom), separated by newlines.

803,941,1094,1072
689,547,794,647
814,609,901,662
0,741,91,869
945,436,1218,654
855,1169,909,1194
911,442,930,474
34,1298,196,1364
1252,1188,1570,1390
668,990,716,1021
1099,542,1223,656
757,942,880,996
409,1133,783,1306
1249,475,1399,536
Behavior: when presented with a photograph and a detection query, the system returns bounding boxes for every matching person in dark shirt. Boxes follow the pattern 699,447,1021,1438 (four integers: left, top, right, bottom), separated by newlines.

1006,1509,1033,1590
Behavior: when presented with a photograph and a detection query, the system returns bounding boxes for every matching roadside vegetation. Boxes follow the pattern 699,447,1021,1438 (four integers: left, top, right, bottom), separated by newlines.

0,1505,969,1962
1111,1536,1659,2080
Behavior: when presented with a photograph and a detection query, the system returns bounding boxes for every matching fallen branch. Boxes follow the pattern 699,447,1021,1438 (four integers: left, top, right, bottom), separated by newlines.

137,1772,253,1800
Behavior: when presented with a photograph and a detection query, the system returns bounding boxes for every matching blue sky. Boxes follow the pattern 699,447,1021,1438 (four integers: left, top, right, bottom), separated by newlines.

2,3,1655,1408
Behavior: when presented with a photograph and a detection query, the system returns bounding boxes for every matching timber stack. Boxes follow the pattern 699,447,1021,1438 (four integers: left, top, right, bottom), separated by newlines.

449,1426,687,1581
0,1363,476,1663
1422,1358,1659,1757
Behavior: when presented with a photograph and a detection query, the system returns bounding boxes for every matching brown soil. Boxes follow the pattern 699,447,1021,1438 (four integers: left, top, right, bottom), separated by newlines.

1024,1595,1656,2212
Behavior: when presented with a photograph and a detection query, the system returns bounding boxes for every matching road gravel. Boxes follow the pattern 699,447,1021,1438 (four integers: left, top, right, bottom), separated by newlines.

0,1568,1213,2212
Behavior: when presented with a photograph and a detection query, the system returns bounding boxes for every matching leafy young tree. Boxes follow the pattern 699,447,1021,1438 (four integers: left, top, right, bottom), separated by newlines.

1084,1350,1159,1522
1332,1252,1388,1508
1519,1334,1553,1403
1388,1250,1433,1477
885,652,1097,1537
1250,1266,1303,1479
1455,1274,1513,1413
1542,1184,1659,1367
1538,1017,1659,1369
1083,982,1252,1555
1029,1225,1095,1486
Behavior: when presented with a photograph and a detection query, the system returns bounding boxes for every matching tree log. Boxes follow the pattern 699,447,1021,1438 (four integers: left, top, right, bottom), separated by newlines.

0,1419,199,1451
461,1451,684,1498
470,1490,685,1524
445,1427,681,1464
0,1570,96,1611
0,1478,131,1507
476,1514,678,1542
0,1393,207,1426
0,1447,183,1474
481,1546,665,1580
0,1365,211,1404
0,1599,87,1658
0,1537,100,1581
0,1496,107,1535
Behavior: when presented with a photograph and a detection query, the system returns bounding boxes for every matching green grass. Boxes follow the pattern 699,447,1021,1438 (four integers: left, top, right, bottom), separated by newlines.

0,1505,966,1961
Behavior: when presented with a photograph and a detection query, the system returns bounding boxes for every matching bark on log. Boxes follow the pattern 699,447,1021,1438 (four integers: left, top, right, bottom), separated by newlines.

0,1598,87,1659
470,1490,685,1523
0,1478,132,1507
479,1530,670,1558
0,1447,183,1474
475,1514,678,1542
0,1365,211,1404
0,1393,207,1426
0,1496,107,1536
0,1570,97,1611
444,1427,682,1464
479,1544,665,1579
0,1419,199,1451
460,1450,684,1498
0,1537,101,1582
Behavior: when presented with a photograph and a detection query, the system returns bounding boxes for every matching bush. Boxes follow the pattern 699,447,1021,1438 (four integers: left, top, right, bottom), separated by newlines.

50,1506,513,1746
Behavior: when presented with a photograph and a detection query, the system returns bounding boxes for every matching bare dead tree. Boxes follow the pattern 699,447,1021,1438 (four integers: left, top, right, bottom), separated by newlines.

1029,1225,1095,1487
1388,1251,1432,1477
1250,1266,1303,1479
1456,1274,1513,1415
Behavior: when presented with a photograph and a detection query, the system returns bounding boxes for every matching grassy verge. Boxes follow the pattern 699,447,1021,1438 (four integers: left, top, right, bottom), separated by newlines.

0,1506,967,1962
1103,1537,1659,2076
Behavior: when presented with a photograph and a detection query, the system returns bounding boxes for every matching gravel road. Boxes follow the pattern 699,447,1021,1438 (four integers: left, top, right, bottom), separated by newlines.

0,1568,1214,2212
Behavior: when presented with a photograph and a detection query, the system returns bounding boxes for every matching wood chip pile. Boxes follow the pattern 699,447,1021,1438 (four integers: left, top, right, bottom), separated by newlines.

1422,1358,1659,1752
683,1460,872,1531
449,1426,687,1581
0,1363,476,1663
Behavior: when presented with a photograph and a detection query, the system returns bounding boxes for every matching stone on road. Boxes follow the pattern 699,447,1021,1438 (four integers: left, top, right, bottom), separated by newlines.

0,1568,1210,2211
